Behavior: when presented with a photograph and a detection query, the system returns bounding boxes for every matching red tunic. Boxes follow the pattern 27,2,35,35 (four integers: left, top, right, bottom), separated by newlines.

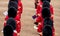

17,1,23,18
13,32,17,36
36,1,42,16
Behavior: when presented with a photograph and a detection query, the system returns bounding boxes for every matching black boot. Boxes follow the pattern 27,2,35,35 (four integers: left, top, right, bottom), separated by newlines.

35,2,38,9
34,22,38,26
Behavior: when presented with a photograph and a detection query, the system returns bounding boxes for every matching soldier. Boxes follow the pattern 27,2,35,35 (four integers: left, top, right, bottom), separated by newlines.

3,18,17,36
38,17,55,36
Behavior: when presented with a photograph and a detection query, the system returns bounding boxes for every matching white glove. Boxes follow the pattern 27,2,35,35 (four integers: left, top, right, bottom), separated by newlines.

3,11,8,16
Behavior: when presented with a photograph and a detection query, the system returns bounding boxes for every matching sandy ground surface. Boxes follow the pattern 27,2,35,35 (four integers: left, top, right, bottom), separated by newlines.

0,0,60,36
